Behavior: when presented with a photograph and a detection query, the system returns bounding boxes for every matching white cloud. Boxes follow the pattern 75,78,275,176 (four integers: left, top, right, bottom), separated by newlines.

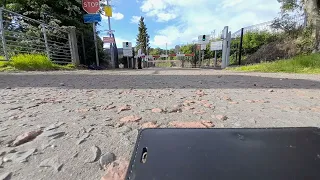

141,0,167,12
141,0,178,22
112,12,124,20
101,12,124,21
151,35,172,47
140,0,282,48
222,0,244,8
131,16,141,24
154,12,177,22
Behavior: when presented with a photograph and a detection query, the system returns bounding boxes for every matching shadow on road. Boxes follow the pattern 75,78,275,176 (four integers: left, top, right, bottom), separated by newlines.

0,73,319,89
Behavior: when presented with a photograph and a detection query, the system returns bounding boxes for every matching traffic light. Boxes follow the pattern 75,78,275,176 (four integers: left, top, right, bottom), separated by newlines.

202,35,206,41
126,42,129,47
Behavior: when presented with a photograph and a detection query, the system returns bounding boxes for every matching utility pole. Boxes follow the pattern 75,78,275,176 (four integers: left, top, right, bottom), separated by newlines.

107,0,114,68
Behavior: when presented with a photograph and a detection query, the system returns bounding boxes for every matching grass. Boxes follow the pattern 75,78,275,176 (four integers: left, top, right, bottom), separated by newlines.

230,54,320,74
0,54,75,71
0,61,8,67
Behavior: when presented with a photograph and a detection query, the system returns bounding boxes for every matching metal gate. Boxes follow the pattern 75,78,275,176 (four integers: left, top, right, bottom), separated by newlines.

0,8,78,64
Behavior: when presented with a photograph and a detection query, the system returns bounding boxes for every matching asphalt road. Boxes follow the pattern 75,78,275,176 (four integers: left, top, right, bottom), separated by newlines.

0,69,319,180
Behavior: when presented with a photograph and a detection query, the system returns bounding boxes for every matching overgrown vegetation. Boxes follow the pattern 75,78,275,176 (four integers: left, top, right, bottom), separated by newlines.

0,54,75,71
1,0,106,66
230,54,320,74
277,0,320,52
229,31,280,65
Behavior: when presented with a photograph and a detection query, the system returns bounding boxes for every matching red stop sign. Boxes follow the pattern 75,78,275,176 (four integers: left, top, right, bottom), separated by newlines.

82,0,100,14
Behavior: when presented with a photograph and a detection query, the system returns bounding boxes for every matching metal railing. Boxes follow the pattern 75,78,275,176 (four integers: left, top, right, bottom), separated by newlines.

232,15,306,38
0,8,79,64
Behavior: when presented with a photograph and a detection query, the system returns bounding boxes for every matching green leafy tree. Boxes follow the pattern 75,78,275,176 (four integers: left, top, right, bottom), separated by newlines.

1,0,106,65
136,17,150,54
180,44,193,54
169,49,175,60
150,47,162,55
277,0,320,51
180,44,198,66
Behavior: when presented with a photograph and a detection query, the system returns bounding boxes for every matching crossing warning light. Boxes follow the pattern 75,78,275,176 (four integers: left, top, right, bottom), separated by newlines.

202,35,206,41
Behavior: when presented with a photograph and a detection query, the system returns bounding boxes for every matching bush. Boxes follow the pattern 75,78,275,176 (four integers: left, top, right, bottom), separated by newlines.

230,31,280,65
295,26,314,54
10,54,55,71
0,61,8,67
242,31,279,55
230,53,320,74
0,54,75,71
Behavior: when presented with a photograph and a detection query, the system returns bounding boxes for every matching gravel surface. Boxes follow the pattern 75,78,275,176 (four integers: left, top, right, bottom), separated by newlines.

0,69,319,180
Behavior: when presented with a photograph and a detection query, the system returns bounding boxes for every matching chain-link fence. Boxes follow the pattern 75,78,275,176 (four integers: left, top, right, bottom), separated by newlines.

230,15,307,65
0,8,79,64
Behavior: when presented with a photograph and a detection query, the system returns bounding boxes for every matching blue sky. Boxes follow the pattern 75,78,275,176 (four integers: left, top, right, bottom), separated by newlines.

98,0,281,49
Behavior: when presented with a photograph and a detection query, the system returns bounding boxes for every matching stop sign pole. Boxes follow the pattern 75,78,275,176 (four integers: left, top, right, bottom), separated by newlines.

106,0,115,69
82,0,100,66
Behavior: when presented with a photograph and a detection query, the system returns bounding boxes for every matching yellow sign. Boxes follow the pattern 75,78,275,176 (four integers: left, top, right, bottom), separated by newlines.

104,6,112,17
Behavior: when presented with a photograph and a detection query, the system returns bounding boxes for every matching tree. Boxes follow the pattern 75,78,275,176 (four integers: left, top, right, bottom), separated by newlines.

180,44,193,54
136,17,150,54
150,47,162,55
272,13,300,35
277,0,320,51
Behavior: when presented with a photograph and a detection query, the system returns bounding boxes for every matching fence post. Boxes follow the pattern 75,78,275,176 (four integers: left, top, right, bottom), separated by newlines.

0,8,8,61
67,27,80,65
214,50,217,67
81,32,86,65
226,31,231,67
41,24,50,60
235,43,238,63
70,27,79,65
221,26,228,69
238,28,244,66
68,32,73,63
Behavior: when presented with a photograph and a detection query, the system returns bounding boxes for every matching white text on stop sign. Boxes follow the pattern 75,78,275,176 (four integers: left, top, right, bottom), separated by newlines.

83,2,99,7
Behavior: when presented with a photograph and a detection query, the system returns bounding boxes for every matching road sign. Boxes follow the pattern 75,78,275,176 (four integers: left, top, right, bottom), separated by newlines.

198,35,210,44
104,5,112,17
123,49,133,57
103,37,115,43
82,0,100,14
123,42,132,50
83,14,101,23
210,41,223,51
